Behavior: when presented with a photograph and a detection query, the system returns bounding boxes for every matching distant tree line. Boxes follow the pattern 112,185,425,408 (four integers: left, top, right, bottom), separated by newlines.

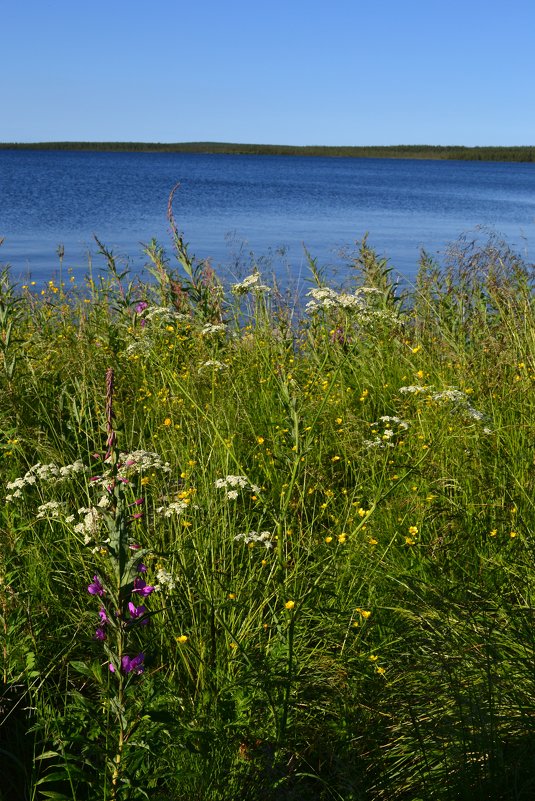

0,141,533,162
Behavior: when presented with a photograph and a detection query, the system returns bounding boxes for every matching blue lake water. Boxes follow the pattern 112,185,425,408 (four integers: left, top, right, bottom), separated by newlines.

0,149,533,288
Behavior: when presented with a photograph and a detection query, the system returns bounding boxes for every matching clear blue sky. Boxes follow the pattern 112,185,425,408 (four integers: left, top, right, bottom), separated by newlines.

2,0,534,146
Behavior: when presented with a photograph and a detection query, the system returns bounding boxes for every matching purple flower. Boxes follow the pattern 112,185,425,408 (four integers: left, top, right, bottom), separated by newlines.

128,601,149,625
94,627,107,641
137,562,147,573
121,652,145,674
135,301,148,314
98,607,109,624
88,576,105,596
132,577,154,597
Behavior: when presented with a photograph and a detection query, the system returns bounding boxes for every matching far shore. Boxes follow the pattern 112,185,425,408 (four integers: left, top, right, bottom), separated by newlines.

0,140,534,162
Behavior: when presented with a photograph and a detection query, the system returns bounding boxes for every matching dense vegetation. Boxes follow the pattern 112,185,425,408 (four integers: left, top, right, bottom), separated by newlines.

1,141,534,161
1,223,535,800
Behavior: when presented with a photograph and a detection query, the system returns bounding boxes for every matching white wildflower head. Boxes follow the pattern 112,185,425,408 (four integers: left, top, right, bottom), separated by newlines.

231,272,271,296
200,323,227,336
364,415,410,450
215,475,260,498
234,530,274,549
154,568,176,592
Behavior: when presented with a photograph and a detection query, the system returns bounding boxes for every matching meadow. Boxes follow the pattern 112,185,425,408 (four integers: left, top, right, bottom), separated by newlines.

1,222,535,800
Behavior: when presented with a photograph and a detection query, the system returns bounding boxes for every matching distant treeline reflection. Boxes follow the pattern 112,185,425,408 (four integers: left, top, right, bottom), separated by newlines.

1,141,534,162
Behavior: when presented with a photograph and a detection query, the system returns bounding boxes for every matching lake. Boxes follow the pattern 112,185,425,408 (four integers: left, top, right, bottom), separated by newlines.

0,149,533,288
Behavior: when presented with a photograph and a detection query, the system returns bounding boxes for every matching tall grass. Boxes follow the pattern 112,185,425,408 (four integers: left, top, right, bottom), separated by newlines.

1,230,535,800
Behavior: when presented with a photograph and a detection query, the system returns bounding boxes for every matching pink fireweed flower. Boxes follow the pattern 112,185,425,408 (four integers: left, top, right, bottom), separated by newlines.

109,653,145,675
128,601,149,625
132,577,154,597
88,576,105,596
123,653,145,674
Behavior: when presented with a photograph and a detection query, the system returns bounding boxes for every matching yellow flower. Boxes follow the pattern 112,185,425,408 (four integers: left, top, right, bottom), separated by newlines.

257,436,265,444
163,418,172,426
405,537,415,546
357,608,371,619
368,537,378,545
284,600,295,610
368,654,379,662
408,526,418,535
141,476,150,486
510,531,517,538
228,593,236,599
176,635,188,644
335,417,343,424
375,666,386,675
338,533,347,544
325,536,333,543
489,529,497,537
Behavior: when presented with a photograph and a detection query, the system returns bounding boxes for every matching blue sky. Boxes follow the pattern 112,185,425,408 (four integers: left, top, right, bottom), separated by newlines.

2,0,534,146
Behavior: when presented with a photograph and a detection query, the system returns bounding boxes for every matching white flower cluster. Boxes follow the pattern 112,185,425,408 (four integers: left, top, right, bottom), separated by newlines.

231,273,271,296
364,416,410,449
115,450,172,476
199,360,228,371
399,385,488,425
200,323,227,336
154,567,176,592
305,287,368,312
234,530,274,549
73,506,102,542
155,500,189,517
6,460,87,502
215,475,261,500
399,385,431,395
142,307,191,323
36,500,64,519
126,338,154,355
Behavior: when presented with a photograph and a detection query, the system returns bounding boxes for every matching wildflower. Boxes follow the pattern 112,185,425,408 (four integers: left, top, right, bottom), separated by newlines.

325,536,333,543
510,531,517,538
117,653,145,675
132,577,154,597
154,568,176,591
405,537,415,545
88,576,105,596
128,602,149,624
94,627,107,641
284,600,295,610
338,533,347,544
98,607,109,624
408,526,418,535
375,666,386,675
235,530,274,549
176,635,188,644
163,418,172,426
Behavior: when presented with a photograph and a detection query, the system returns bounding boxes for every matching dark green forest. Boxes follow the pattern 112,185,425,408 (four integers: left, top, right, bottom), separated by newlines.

1,141,534,161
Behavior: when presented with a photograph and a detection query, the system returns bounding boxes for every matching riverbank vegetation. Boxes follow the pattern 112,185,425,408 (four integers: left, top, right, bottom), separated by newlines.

1,224,535,800
1,141,534,161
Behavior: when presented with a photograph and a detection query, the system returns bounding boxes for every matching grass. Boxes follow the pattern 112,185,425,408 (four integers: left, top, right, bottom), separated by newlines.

1,228,535,800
